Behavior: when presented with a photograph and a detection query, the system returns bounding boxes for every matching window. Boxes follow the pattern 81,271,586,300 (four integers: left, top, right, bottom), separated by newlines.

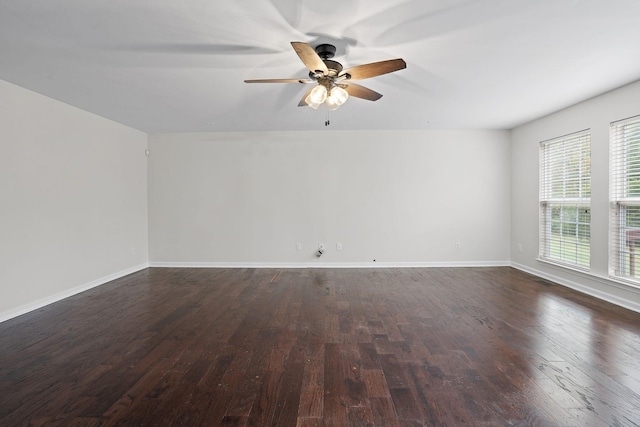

609,115,640,283
539,130,591,269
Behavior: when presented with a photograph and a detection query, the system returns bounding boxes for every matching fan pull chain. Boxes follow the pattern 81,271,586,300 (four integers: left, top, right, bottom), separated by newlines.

325,109,330,126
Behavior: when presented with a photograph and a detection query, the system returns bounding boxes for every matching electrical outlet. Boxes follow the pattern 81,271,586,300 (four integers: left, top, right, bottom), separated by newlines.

336,242,343,251
455,242,461,251
318,243,325,250
296,243,302,251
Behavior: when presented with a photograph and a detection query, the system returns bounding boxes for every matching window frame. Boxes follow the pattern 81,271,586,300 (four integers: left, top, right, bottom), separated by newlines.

609,115,640,285
539,129,591,270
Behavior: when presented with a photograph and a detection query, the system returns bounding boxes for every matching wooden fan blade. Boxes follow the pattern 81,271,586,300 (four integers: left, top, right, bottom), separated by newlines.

244,78,314,83
291,42,328,74
298,87,314,106
341,58,406,81
343,83,383,101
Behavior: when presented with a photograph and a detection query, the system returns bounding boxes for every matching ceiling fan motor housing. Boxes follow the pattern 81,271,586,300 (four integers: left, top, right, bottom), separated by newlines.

308,59,343,79
307,44,343,78
323,60,343,76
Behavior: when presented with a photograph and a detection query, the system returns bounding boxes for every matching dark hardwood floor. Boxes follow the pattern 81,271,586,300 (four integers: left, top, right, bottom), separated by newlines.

1,267,639,426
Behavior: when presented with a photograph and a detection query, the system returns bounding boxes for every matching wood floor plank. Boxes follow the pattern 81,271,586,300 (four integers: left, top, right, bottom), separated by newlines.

389,387,423,421
297,344,324,418
323,342,348,425
296,417,323,427
357,342,381,370
369,397,400,427
361,369,390,398
347,405,375,427
0,267,639,426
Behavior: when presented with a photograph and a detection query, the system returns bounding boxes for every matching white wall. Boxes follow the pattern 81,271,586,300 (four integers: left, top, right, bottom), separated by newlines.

0,80,149,321
148,130,511,266
511,80,640,312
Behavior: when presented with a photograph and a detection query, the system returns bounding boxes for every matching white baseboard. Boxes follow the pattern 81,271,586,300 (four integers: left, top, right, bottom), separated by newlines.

0,262,149,323
149,260,511,269
511,262,640,314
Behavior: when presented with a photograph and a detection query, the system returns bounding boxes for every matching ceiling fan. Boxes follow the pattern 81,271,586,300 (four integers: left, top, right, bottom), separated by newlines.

244,42,406,110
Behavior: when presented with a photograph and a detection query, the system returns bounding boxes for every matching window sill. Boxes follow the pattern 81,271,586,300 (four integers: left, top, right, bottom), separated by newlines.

536,257,640,292
607,274,640,290
536,257,590,274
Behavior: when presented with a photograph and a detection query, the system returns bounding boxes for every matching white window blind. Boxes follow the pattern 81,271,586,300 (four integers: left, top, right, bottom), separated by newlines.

609,115,640,283
539,130,591,269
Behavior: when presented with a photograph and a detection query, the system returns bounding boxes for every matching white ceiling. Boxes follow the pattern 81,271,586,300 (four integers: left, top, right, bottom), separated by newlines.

2,0,640,133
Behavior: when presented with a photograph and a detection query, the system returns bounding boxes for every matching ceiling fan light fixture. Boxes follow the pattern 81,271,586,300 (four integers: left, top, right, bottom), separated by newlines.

306,99,322,109
329,86,348,105
325,97,340,111
324,86,349,110
306,85,328,106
